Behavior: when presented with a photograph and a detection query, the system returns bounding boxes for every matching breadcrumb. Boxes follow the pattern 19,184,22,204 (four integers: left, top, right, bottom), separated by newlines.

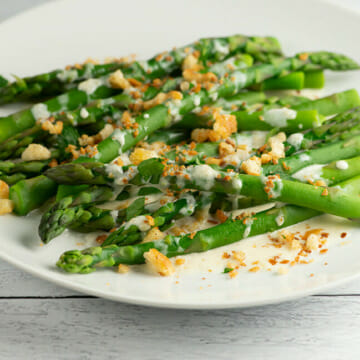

143,227,165,242
0,180,9,199
21,144,51,161
143,248,175,276
117,264,130,274
0,199,14,215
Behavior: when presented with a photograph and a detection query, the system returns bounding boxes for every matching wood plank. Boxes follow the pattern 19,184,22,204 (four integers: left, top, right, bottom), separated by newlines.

0,261,79,297
0,297,360,359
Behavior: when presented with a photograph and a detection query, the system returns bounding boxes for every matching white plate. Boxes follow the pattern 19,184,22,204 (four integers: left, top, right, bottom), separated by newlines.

1,0,360,309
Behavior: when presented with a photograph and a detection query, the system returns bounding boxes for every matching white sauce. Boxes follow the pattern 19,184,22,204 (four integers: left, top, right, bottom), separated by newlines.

186,165,219,190
167,99,182,122
56,69,78,82
110,210,118,222
124,215,151,232
233,131,267,149
209,57,241,77
223,149,250,167
31,103,50,122
230,71,247,88
262,176,283,199
213,40,230,55
57,94,70,107
105,163,124,179
138,60,151,73
299,153,311,162
78,78,103,95
287,133,304,150
336,160,349,170
232,177,243,191
80,108,89,119
192,95,201,107
275,210,285,226
83,63,95,78
111,129,126,148
263,108,297,128
105,164,138,186
179,194,197,216
292,164,326,184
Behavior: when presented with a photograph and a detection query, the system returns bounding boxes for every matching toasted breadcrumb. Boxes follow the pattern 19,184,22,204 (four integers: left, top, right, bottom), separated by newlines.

213,112,237,140
228,270,238,278
267,132,286,163
117,264,130,274
130,148,158,165
182,54,201,71
249,266,260,273
0,199,14,215
175,258,185,266
180,81,190,92
276,229,301,250
215,209,228,223
96,235,107,245
0,180,9,199
241,156,262,176
219,142,235,157
232,251,246,264
21,144,51,161
183,69,217,83
305,233,320,251
143,227,165,243
205,157,222,166
41,120,63,135
144,249,175,276
191,128,212,143
108,69,130,89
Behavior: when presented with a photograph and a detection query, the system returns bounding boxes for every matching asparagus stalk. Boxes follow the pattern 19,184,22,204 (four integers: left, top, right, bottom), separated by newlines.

79,52,360,164
0,52,252,146
2,50,357,148
38,185,114,243
291,155,360,186
264,134,360,175
55,168,360,273
176,89,360,131
0,35,282,105
256,72,305,91
304,70,325,89
9,175,57,216
56,204,319,272
101,192,212,247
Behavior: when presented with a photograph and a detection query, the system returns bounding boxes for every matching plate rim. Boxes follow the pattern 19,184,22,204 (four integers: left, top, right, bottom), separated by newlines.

1,0,360,309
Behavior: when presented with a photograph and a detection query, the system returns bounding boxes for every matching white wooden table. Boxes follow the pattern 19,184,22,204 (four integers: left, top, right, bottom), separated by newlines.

2,1,360,358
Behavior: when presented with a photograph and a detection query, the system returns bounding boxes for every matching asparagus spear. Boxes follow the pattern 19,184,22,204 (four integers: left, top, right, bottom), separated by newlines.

264,134,360,175
1,34,280,104
56,204,318,272
101,192,212,247
39,185,114,243
55,167,360,273
75,52,360,164
1,50,357,147
176,89,360,131
9,175,57,216
256,70,325,91
0,52,253,145
291,155,360,186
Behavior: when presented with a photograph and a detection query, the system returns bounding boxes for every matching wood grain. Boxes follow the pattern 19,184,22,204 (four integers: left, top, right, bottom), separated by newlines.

1,296,360,359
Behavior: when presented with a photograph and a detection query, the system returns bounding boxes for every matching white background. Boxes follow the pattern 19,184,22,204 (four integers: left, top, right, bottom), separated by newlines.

1,0,360,359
